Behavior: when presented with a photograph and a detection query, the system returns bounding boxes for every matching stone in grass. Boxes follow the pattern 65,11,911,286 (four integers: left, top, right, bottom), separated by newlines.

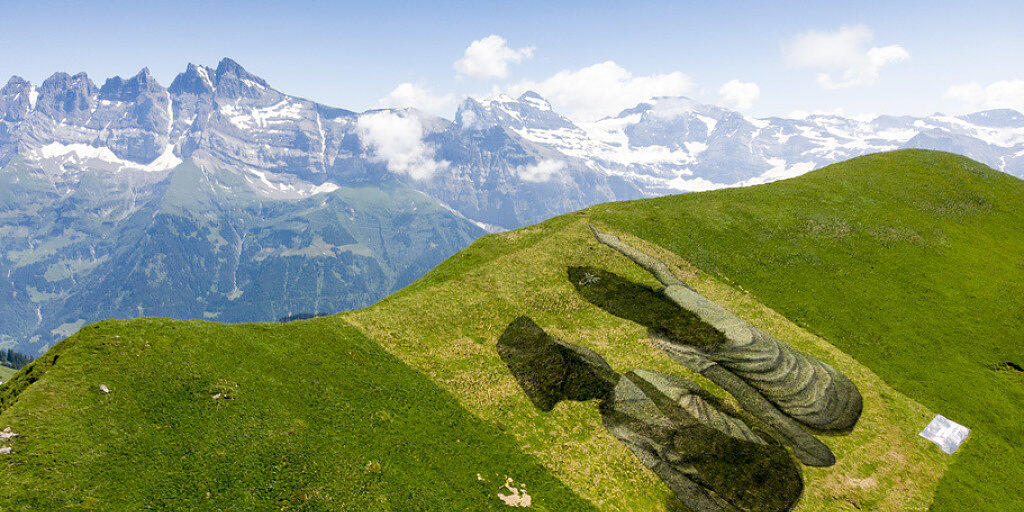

497,477,532,508
0,427,14,456
919,415,970,455
605,370,803,512
365,461,382,473
99,384,110,393
0,427,17,441
209,380,239,400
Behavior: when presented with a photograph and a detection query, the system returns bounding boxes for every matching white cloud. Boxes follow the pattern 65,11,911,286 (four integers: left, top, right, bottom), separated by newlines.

785,25,908,89
455,35,534,79
718,79,760,110
517,159,565,183
945,80,1024,112
503,61,694,121
355,111,448,180
378,83,458,116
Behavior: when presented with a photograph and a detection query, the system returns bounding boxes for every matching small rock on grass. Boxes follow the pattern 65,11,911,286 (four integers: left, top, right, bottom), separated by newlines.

0,427,17,441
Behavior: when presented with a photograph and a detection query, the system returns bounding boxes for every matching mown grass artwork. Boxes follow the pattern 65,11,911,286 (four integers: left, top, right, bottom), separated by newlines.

568,266,727,353
496,314,806,512
346,151,955,510
589,150,1024,511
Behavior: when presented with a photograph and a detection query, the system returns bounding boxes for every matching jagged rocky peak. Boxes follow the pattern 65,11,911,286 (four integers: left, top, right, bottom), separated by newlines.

0,76,35,122
169,63,216,95
39,71,97,95
517,90,551,111
959,108,1024,128
602,96,692,120
608,96,737,150
460,90,552,113
2,76,31,95
613,96,727,123
456,90,574,131
168,58,271,98
99,67,165,102
454,96,483,127
36,71,98,118
212,57,270,97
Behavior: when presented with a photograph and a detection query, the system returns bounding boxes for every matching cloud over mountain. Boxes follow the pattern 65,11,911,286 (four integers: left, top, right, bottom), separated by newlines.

946,80,1024,113
454,35,534,79
502,61,694,121
718,80,760,110
378,83,458,116
516,159,566,183
356,111,449,180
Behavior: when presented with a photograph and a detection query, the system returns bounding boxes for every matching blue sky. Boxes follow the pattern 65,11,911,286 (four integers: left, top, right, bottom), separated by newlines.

1,0,1022,120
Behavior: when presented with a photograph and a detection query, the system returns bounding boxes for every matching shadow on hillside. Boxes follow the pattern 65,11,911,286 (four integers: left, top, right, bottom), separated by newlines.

566,266,725,352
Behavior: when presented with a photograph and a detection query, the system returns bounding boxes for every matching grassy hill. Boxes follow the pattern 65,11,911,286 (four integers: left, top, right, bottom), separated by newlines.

1,149,1019,511
0,366,14,384
0,319,595,510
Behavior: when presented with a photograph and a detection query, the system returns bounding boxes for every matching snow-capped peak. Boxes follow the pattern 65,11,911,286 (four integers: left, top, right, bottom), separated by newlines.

518,91,551,111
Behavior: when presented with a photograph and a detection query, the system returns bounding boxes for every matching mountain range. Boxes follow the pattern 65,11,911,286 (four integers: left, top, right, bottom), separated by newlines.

3,57,1024,353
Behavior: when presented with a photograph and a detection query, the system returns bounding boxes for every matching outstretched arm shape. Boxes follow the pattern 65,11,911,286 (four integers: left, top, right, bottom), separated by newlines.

588,225,863,465
589,225,686,288
647,330,835,467
497,317,804,512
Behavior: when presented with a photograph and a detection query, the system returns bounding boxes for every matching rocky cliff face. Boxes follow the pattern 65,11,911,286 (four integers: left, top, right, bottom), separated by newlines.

0,60,485,353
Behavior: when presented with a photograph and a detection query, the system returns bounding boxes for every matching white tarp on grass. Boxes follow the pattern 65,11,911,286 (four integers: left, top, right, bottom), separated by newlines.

919,414,970,454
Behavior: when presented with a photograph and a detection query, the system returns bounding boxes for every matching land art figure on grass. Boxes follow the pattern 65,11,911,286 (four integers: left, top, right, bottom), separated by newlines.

496,226,864,511
583,226,862,462
498,316,803,512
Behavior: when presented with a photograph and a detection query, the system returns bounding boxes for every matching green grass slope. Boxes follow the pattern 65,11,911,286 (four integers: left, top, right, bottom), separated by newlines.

588,150,1024,511
0,365,14,383
0,319,596,511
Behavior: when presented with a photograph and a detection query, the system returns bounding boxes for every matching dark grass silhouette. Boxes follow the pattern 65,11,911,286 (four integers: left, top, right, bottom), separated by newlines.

567,266,726,352
498,315,804,512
